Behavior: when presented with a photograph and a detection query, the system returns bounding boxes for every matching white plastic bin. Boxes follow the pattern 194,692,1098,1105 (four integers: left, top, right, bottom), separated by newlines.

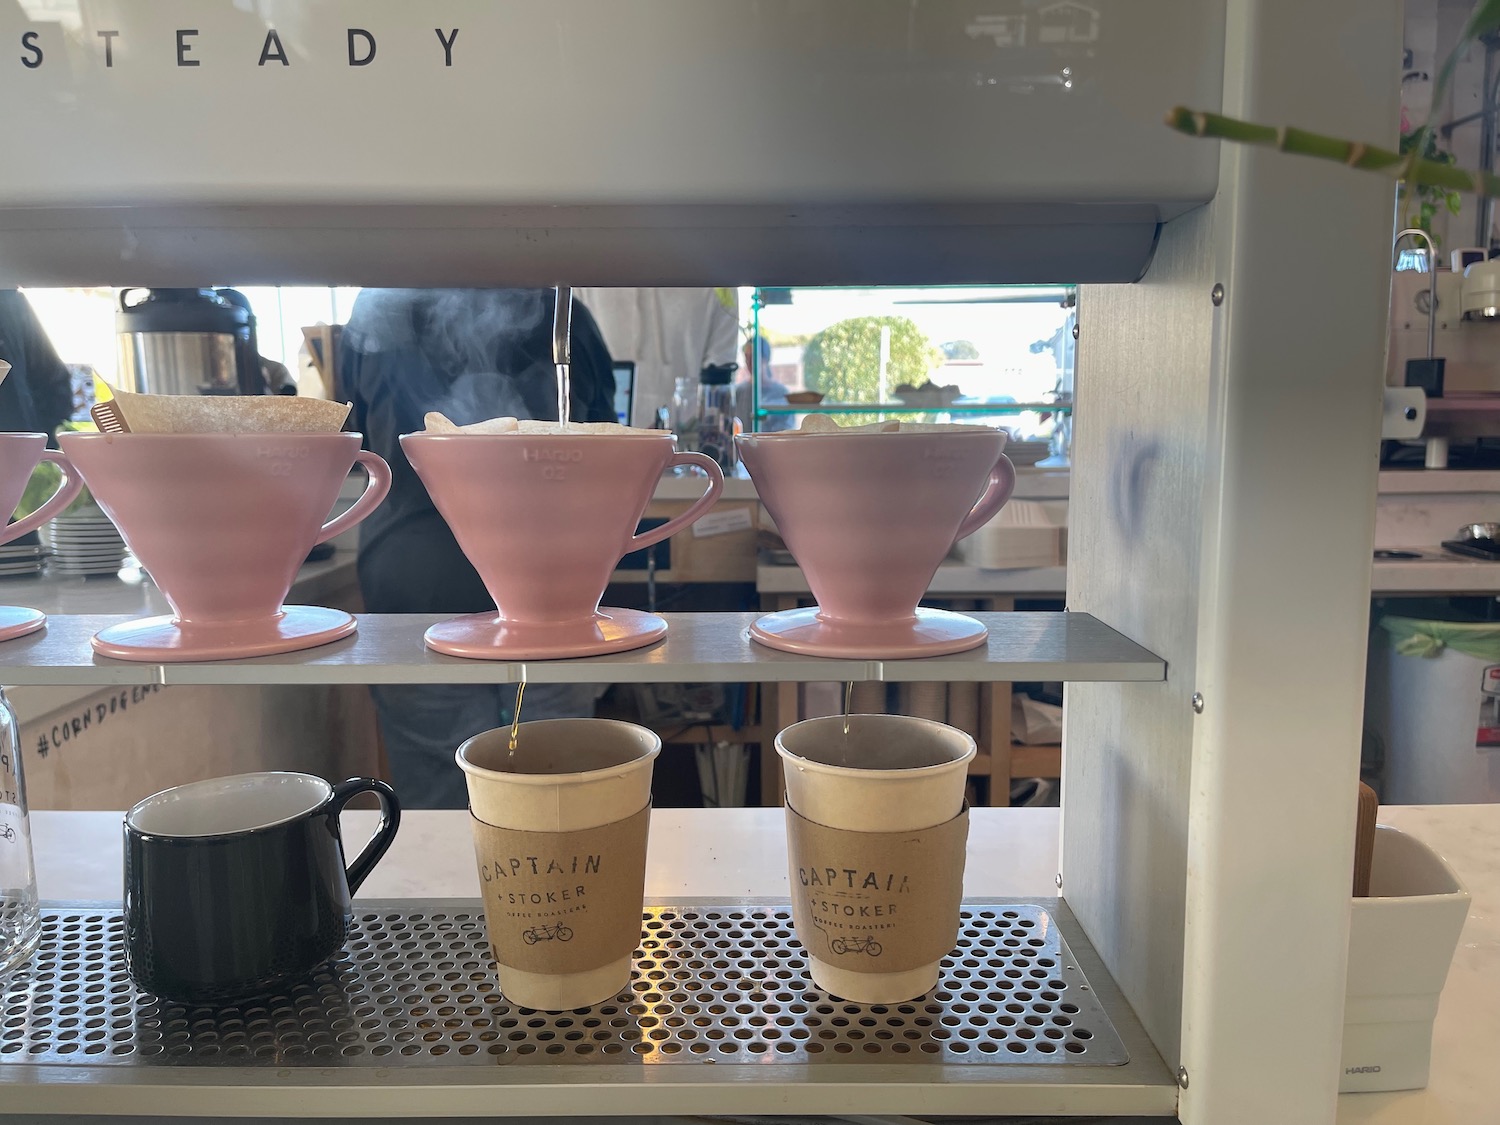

1340,825,1469,1093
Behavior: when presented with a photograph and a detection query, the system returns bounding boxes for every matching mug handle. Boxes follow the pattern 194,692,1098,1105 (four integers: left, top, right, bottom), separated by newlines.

952,452,1018,544
3,451,84,547
330,777,402,894
624,451,725,553
314,451,393,547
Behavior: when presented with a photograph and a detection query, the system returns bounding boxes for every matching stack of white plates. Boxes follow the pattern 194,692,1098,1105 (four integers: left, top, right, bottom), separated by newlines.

46,510,127,577
1006,440,1053,467
0,541,45,578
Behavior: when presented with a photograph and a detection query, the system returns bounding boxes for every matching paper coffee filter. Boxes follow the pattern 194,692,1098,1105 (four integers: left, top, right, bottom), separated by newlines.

422,411,662,436
517,419,663,435
792,414,998,435
112,390,351,434
424,412,518,434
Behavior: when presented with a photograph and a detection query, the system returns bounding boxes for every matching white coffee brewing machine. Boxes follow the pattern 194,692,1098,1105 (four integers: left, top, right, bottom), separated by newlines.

1387,248,1500,465
0,3,1401,1124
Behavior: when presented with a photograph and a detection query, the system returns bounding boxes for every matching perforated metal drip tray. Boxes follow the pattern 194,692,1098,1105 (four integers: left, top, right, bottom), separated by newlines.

2,902,1127,1069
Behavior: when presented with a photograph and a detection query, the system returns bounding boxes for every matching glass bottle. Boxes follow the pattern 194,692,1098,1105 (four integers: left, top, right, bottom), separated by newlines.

0,689,39,977
696,364,740,472
670,373,700,454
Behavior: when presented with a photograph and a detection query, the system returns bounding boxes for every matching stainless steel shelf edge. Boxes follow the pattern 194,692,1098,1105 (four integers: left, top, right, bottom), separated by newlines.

0,898,1176,1119
0,613,1165,687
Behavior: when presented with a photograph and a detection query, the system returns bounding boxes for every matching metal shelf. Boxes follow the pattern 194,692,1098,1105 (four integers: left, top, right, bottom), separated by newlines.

0,898,1176,1118
0,612,1165,687
757,401,1072,416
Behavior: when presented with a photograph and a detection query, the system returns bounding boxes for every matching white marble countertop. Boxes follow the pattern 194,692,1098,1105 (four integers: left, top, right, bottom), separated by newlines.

33,806,1064,903
27,803,1495,1124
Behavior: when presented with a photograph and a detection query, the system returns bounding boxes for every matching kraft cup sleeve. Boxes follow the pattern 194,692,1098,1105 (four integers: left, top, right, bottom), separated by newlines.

471,805,651,975
786,803,969,975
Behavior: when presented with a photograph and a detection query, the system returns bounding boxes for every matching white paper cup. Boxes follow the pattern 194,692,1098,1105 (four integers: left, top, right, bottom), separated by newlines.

457,718,659,1010
777,714,975,1003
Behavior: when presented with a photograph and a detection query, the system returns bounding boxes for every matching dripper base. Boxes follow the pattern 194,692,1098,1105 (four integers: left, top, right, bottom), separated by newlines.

92,606,356,662
749,606,988,658
424,607,668,661
0,606,45,642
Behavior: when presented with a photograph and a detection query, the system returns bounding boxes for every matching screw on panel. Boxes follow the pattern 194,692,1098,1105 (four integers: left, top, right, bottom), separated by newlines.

1404,407,1418,420
1210,283,1225,306
1191,692,1204,714
1177,1065,1190,1089
1071,322,1079,340
1054,873,1063,889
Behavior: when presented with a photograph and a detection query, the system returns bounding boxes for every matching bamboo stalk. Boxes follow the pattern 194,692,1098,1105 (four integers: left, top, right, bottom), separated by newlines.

1430,0,1500,130
1165,106,1500,199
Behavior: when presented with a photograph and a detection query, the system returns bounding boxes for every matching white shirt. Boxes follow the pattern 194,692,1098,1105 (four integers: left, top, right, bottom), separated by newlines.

575,288,740,427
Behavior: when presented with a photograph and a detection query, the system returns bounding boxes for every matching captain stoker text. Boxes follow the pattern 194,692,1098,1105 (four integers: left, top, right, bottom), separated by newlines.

480,852,601,906
17,27,462,71
481,853,602,879
800,866,912,924
799,867,911,893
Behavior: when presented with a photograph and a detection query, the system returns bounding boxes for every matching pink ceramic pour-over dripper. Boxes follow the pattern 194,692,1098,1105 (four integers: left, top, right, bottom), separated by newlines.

57,433,391,661
402,431,723,659
0,434,83,641
736,428,1015,657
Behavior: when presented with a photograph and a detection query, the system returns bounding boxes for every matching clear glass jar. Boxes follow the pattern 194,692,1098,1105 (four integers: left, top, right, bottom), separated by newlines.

696,369,740,472
0,688,39,977
671,374,700,451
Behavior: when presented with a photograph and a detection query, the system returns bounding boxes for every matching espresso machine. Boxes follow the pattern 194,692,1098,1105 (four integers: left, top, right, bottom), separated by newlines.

0,3,1401,1122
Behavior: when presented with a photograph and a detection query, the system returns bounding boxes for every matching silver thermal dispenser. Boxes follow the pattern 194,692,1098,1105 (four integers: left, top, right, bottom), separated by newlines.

115,287,270,396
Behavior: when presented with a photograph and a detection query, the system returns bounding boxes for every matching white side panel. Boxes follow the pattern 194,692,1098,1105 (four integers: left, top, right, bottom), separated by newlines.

1067,0,1399,1122
1063,197,1214,1069
1179,0,1398,1116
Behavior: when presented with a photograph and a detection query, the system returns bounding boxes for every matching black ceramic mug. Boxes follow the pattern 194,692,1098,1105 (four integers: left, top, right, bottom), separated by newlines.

123,772,400,1003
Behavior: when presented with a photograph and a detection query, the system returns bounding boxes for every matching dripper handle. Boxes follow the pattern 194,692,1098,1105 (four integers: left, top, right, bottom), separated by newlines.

953,452,1017,544
626,452,724,553
315,451,392,546
2,451,84,546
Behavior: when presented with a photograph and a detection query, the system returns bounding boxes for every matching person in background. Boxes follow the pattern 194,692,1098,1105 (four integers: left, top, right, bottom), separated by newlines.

738,333,795,433
574,288,740,427
0,291,73,439
340,289,617,808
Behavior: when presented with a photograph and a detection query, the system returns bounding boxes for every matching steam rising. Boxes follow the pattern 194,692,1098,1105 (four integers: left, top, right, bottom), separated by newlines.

343,289,565,424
